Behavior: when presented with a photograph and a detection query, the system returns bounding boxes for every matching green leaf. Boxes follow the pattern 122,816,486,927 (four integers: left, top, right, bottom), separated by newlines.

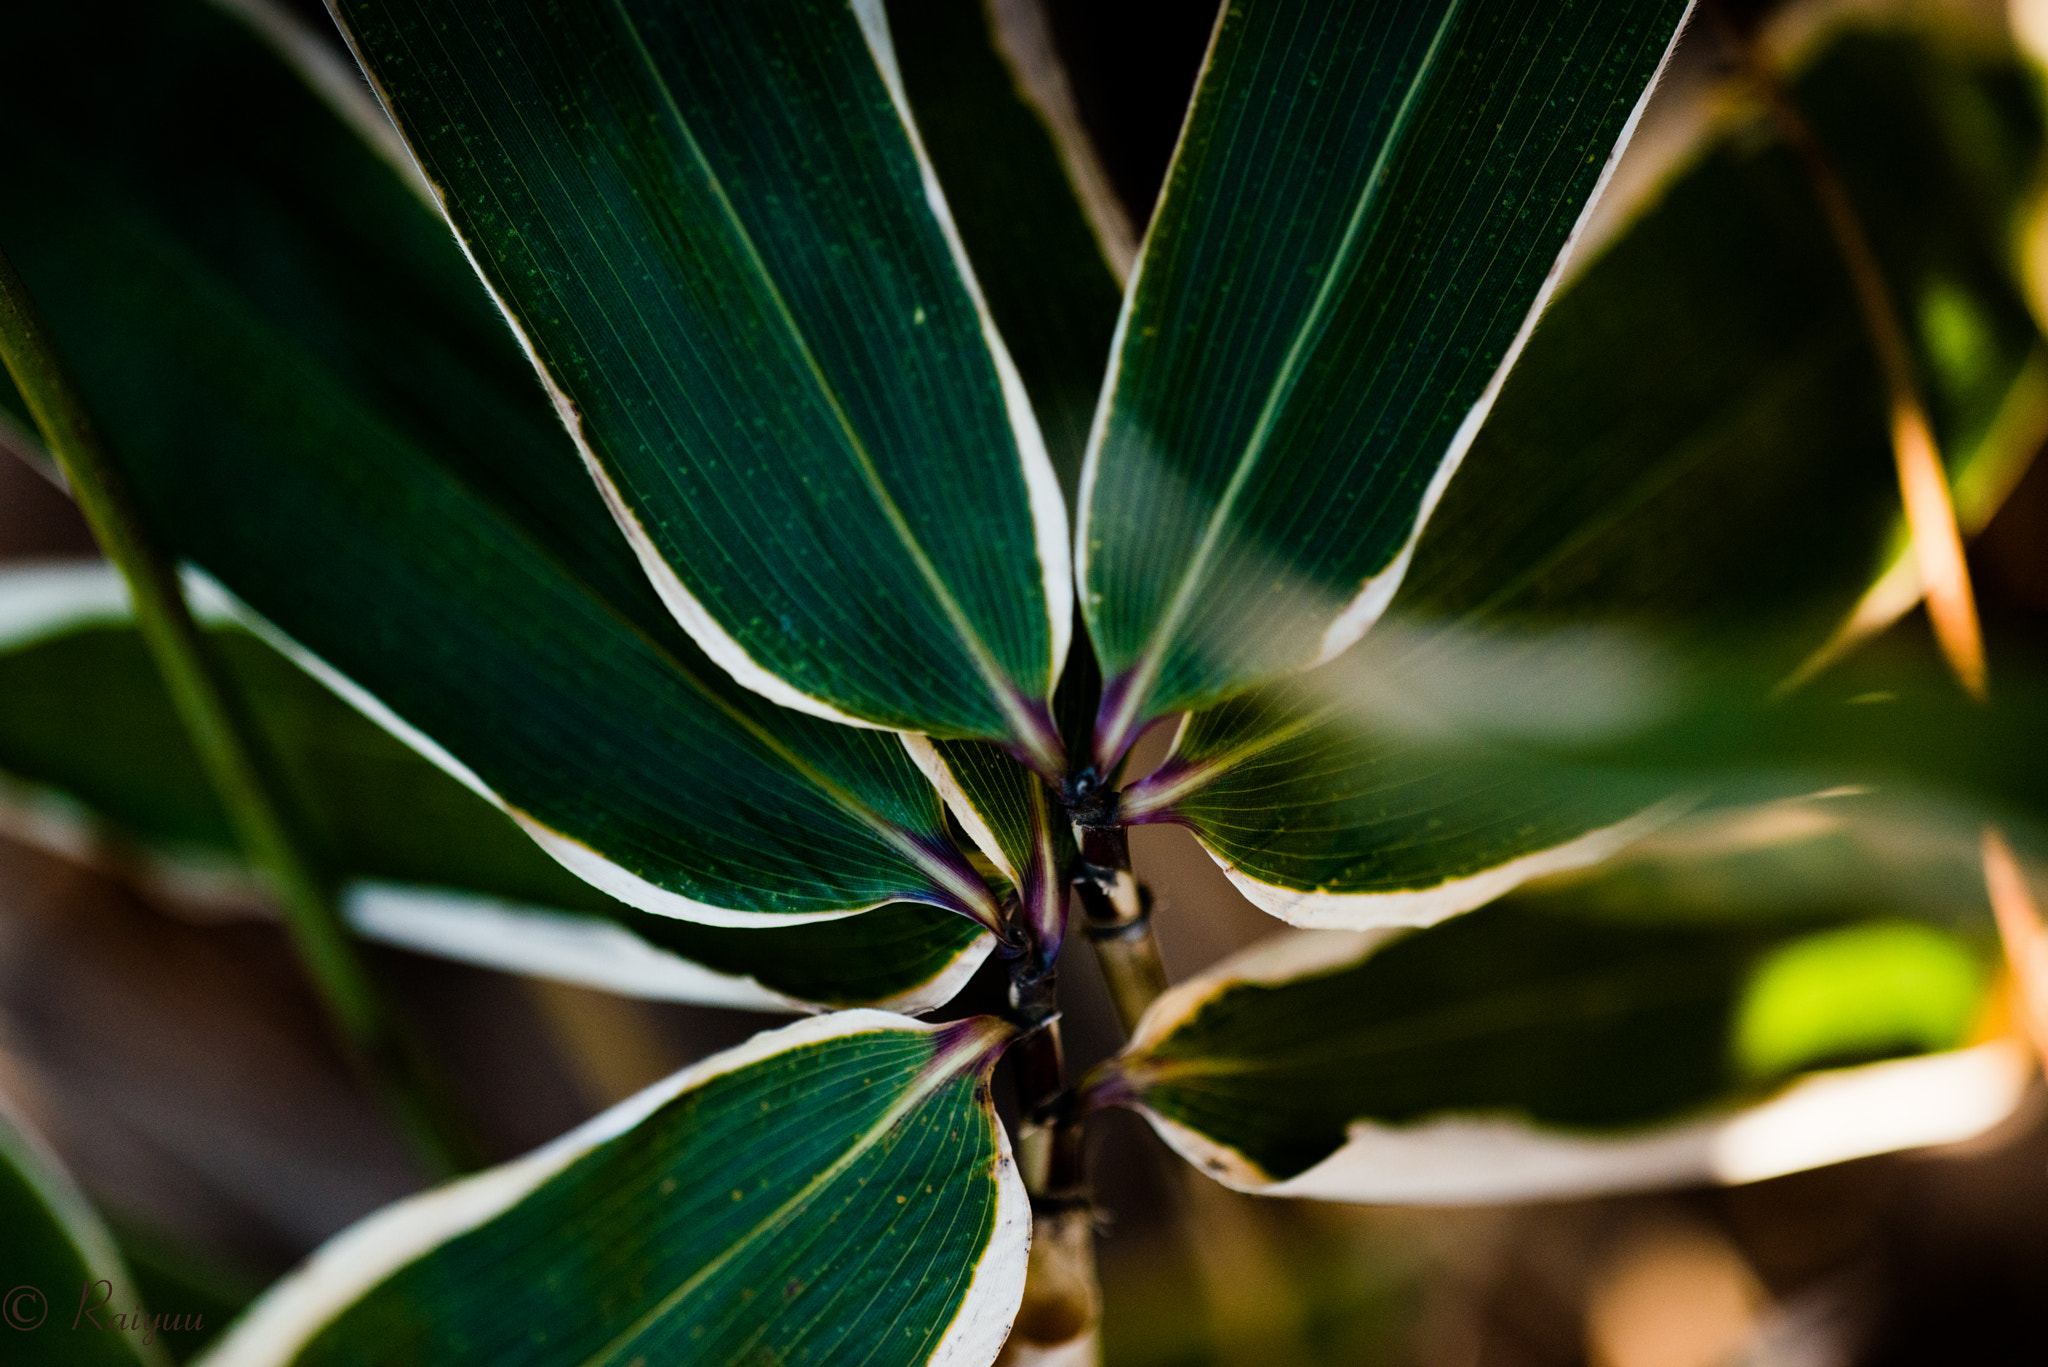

1120,642,1696,927
1094,898,2022,1203
0,564,989,1012
1520,786,2007,930
904,736,1077,952
1079,0,1692,767
886,0,1130,495
346,886,990,1014
1118,19,2048,927
200,1014,1027,1367
0,0,1003,932
1397,34,2041,645
1,1095,170,1366
1123,622,2048,931
332,0,1073,764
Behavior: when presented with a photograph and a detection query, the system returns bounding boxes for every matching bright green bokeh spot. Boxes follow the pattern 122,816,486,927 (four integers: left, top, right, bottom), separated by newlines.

1734,921,1985,1080
1920,277,1996,403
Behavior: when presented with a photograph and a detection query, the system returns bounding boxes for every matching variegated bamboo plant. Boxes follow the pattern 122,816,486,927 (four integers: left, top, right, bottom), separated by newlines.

4,0,2048,1362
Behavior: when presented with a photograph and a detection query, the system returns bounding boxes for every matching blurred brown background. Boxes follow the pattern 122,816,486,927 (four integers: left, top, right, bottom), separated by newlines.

7,421,2048,1362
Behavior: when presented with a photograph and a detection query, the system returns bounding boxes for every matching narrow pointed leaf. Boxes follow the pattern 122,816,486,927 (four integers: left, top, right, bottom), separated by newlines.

343,884,990,1014
333,0,1072,760
201,1014,1028,1367
1,1095,168,1366
1080,0,1692,766
1127,621,2048,931
0,0,1002,933
1098,894,2022,1203
884,0,1125,787
888,0,1129,493
0,564,988,1011
1123,20,2048,927
1121,647,1694,928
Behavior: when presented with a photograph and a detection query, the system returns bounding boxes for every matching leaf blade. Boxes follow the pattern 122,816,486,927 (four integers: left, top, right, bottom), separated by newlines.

0,565,991,1011
334,0,1072,755
1127,18,2048,926
1080,0,1692,765
1100,888,2022,1203
0,0,1001,932
198,1014,1027,1367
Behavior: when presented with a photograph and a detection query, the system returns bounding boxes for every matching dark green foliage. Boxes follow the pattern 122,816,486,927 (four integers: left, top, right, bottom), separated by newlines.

338,0,1067,743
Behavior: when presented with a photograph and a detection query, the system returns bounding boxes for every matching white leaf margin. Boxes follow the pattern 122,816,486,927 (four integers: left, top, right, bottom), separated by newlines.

1187,799,1691,931
855,0,1074,701
0,559,238,650
0,564,993,1009
1145,1041,2028,1205
1120,929,2031,1205
345,883,993,1017
330,0,1076,735
197,1011,1030,1367
1072,0,1700,723
0,562,887,927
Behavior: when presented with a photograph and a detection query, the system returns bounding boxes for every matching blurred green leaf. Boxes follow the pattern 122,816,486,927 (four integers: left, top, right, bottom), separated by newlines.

1732,920,1986,1079
0,566,989,1011
1099,886,2017,1202
110,1224,261,1366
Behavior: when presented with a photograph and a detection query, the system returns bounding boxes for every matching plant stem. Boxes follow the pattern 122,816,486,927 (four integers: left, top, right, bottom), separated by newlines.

0,247,472,1176
1070,827,1305,1362
1003,1017,1099,1363
1008,1017,1083,1195
1715,5,1986,700
1001,1200,1101,1364
1074,826,1169,1035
